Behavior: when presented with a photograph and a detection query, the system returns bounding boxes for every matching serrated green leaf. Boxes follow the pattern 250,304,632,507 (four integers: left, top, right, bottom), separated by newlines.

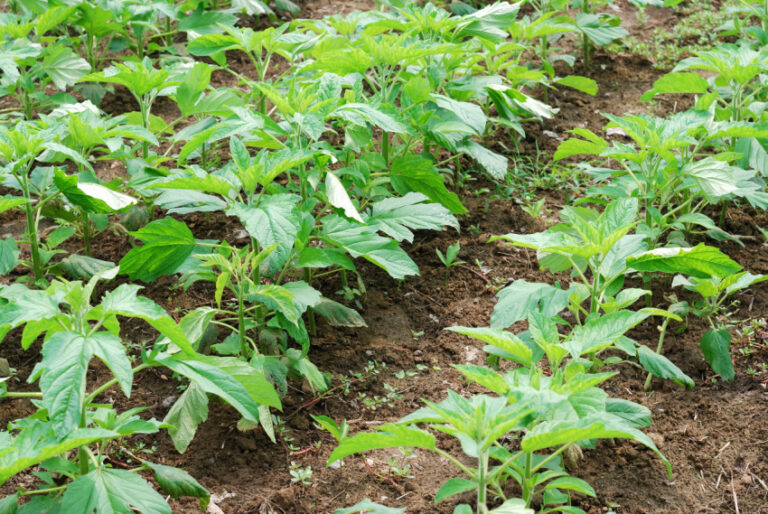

61,467,170,514
119,218,196,282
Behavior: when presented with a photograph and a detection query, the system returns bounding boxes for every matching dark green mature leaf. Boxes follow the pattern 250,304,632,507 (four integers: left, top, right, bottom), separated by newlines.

637,345,694,388
119,218,196,282
323,217,419,280
627,244,741,279
163,383,208,453
328,424,436,464
390,155,467,214
61,467,170,514
145,462,209,509
157,353,278,418
700,329,734,381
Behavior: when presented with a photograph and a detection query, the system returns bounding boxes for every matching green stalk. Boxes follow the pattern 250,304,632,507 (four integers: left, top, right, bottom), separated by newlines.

477,450,489,514
304,268,316,337
644,317,671,391
237,281,248,357
522,450,534,506
382,130,390,167
81,208,92,257
19,174,43,280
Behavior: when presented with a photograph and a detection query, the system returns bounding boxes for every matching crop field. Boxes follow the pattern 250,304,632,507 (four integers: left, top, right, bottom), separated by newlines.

0,0,767,512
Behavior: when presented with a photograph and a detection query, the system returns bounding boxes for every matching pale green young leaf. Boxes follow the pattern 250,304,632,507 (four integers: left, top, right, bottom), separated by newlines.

328,424,436,464
554,75,598,96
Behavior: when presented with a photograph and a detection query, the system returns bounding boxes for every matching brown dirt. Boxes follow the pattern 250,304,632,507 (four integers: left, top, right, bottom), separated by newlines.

2,1,768,513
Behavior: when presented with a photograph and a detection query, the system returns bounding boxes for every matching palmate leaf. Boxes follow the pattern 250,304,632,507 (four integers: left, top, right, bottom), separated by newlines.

61,467,170,514
39,331,131,433
119,217,196,282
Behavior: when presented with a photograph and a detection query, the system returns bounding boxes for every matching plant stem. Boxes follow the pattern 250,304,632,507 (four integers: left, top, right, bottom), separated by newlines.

304,268,316,337
382,130,390,167
1,391,42,398
20,174,43,280
644,317,671,391
81,208,92,257
477,450,489,513
85,362,149,405
19,485,66,496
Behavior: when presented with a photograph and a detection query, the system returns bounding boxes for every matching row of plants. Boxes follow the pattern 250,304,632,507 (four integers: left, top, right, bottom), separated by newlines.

318,2,768,513
0,0,636,511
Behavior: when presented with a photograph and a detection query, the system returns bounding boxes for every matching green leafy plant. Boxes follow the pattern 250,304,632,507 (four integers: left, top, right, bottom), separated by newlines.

668,270,768,382
0,267,279,510
436,241,466,284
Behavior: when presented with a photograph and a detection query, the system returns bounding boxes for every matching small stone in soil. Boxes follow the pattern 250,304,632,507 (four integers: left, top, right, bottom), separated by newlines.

161,395,177,408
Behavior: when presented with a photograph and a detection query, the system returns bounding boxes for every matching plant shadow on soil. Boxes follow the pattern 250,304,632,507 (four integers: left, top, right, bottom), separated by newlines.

2,0,768,512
